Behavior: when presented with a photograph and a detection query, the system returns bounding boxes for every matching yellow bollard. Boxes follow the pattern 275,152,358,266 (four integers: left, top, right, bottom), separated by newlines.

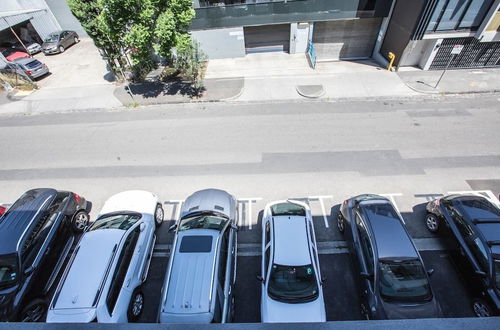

388,52,396,71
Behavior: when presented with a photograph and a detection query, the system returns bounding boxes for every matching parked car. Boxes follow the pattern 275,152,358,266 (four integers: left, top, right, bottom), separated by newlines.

25,43,42,55
47,190,163,323
338,194,441,319
0,188,91,322
259,200,326,323
158,189,238,324
425,193,500,317
9,58,49,80
42,30,79,54
0,47,29,61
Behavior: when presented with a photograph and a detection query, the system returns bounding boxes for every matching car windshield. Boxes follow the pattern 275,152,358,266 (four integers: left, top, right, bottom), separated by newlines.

379,259,432,302
495,259,500,290
25,60,42,69
178,212,228,231
270,202,305,216
44,34,59,42
267,264,319,303
1,49,15,56
88,213,141,231
0,254,18,289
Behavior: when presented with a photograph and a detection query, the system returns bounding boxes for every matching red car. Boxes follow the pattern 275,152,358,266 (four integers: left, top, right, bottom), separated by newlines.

0,47,29,62
0,205,6,216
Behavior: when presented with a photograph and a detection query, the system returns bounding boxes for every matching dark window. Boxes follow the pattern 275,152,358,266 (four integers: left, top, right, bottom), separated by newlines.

264,246,270,278
217,230,229,288
467,237,489,272
446,205,473,238
265,221,271,246
0,253,18,289
25,60,42,69
379,259,432,302
106,227,140,314
356,214,375,282
267,264,319,303
459,0,494,28
495,259,500,289
179,235,213,253
427,0,495,32
179,214,228,231
460,198,500,219
89,213,141,231
270,202,305,216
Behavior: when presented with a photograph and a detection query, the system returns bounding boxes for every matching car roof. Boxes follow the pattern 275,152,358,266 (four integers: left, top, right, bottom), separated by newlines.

163,229,220,315
0,188,56,255
52,229,125,310
181,189,235,220
360,200,418,260
13,57,37,65
272,215,311,265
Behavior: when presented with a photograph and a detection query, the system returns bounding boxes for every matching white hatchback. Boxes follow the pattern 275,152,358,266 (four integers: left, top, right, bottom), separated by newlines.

47,190,163,323
259,200,326,323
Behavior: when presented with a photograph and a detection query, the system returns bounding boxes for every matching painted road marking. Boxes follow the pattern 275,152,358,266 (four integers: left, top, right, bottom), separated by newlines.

380,193,403,214
164,200,184,222
308,196,333,228
237,198,262,230
152,238,447,258
414,193,444,202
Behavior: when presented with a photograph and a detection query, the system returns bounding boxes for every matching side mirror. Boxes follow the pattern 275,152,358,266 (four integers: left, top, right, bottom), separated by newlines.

256,275,264,282
321,276,327,284
427,269,434,276
360,272,372,280
231,223,239,231
24,266,35,277
139,222,146,232
168,224,177,232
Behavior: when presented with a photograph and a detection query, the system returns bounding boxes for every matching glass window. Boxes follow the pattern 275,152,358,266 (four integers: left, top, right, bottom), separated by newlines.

495,259,500,289
267,264,319,303
467,237,489,272
44,34,59,43
25,60,42,69
459,0,494,29
0,253,18,289
264,246,270,278
446,205,473,238
179,213,228,231
436,0,469,31
460,197,500,219
218,230,229,288
356,214,375,281
179,235,213,253
106,227,140,314
89,213,141,231
427,0,448,31
265,221,271,246
270,202,305,217
379,259,432,302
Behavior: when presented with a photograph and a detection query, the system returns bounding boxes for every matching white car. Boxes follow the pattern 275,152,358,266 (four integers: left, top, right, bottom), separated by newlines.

47,190,164,323
259,200,326,323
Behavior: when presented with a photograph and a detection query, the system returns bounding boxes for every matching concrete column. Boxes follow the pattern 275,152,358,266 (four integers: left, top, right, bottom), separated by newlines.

421,39,442,70
372,0,397,67
290,23,298,54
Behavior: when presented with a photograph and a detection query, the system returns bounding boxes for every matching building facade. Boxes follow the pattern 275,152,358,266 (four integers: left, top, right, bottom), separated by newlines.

381,0,500,70
190,0,394,62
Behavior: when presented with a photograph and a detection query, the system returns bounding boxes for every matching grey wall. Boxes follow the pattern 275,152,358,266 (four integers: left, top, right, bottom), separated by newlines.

45,0,87,37
191,27,245,59
399,39,432,66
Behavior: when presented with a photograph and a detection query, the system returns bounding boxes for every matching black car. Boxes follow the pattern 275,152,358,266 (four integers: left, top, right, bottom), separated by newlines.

0,188,91,322
425,194,500,317
338,194,441,319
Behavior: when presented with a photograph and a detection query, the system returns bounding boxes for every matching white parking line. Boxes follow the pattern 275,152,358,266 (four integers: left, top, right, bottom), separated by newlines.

380,193,403,220
164,200,184,222
237,198,262,230
308,196,333,228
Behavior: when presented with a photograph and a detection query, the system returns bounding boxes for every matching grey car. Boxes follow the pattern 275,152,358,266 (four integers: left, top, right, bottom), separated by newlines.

338,194,442,319
42,30,79,54
8,58,49,80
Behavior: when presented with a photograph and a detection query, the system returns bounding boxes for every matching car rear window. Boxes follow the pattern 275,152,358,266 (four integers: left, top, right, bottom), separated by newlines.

179,235,212,253
271,202,305,216
459,198,500,219
25,60,42,69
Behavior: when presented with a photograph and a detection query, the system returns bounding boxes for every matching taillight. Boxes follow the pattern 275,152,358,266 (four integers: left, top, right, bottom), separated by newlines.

343,200,348,205
435,198,440,206
25,70,32,75
73,193,81,203
0,206,6,216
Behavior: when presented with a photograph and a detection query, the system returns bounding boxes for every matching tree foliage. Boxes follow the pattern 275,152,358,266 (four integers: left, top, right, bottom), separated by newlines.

67,0,196,80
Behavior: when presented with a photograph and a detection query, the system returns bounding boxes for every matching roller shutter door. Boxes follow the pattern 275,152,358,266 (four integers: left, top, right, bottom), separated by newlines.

313,18,382,61
244,24,290,54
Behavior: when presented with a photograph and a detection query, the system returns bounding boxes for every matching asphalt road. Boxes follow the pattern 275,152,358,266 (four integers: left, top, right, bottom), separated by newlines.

0,94,499,322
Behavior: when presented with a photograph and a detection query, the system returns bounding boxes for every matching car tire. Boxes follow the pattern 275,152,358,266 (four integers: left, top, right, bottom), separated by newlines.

154,203,164,228
59,45,65,53
20,298,47,322
425,213,439,233
472,299,492,317
360,303,370,320
127,288,144,322
337,212,346,233
74,37,79,44
72,210,90,233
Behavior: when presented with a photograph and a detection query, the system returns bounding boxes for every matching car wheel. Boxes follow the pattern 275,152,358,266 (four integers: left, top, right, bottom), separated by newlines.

360,303,370,320
154,203,164,227
72,210,90,233
425,213,439,233
472,299,491,317
20,299,47,322
59,45,65,53
128,288,144,322
74,36,79,44
337,212,345,233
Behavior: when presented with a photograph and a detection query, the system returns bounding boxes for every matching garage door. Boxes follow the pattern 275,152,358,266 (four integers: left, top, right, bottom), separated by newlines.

313,18,382,61
244,24,290,54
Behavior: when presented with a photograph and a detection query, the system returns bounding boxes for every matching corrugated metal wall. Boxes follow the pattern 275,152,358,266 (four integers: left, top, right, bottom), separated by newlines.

45,0,87,37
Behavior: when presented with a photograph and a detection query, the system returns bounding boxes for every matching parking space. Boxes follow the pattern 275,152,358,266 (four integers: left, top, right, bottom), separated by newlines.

32,38,112,89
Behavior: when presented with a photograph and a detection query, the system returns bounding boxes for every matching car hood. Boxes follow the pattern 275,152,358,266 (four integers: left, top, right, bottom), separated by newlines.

261,292,326,323
381,297,442,319
42,42,58,49
47,307,96,323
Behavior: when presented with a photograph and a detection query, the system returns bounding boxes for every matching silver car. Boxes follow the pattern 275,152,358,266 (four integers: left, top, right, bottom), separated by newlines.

10,58,49,80
42,30,79,54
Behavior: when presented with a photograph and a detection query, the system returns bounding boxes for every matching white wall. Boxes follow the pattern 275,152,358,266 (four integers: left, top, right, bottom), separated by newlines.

191,27,246,59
